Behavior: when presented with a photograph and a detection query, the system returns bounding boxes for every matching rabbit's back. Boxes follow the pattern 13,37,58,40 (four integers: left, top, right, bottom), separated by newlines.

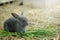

4,17,17,32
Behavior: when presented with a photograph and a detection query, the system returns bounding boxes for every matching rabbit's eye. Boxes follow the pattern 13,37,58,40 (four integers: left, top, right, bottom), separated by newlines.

23,20,25,22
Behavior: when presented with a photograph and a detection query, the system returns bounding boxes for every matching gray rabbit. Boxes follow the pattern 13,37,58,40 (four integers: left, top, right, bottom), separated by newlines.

4,12,28,34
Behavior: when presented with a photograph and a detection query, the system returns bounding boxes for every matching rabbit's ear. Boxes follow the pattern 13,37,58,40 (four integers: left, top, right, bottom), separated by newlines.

20,11,24,16
11,13,20,19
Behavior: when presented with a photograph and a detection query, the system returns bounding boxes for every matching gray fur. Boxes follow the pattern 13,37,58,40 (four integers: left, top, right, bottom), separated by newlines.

4,13,28,34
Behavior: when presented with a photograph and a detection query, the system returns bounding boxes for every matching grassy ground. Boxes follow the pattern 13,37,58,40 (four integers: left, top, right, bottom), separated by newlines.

0,0,60,40
0,24,59,40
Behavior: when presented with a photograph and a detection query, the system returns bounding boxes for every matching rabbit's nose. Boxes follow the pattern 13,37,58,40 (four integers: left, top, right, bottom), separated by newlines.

27,23,28,25
27,22,28,25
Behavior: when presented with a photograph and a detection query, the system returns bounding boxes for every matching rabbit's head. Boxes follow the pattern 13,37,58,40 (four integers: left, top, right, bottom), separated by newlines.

11,12,28,27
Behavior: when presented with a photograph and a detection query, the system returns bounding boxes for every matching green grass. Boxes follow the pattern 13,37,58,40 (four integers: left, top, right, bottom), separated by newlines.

23,28,57,38
0,25,58,38
0,30,18,37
